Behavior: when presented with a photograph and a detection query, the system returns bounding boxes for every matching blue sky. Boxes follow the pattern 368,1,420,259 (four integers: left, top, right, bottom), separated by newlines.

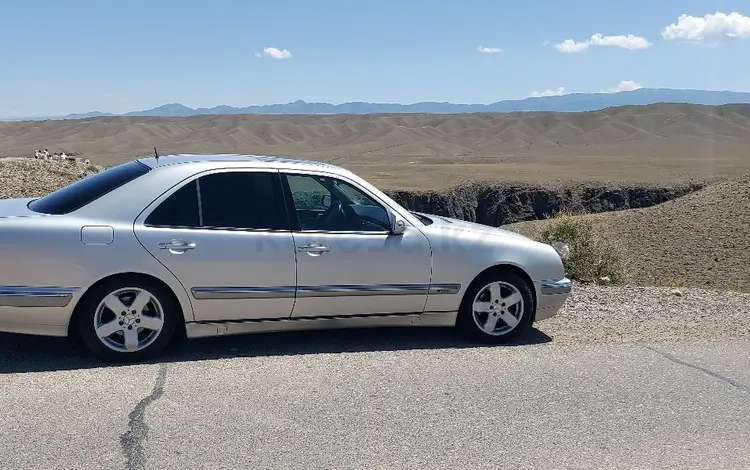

1,0,749,117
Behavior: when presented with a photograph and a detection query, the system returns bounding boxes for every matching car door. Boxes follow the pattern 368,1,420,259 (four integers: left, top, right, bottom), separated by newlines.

133,168,297,322
281,170,433,318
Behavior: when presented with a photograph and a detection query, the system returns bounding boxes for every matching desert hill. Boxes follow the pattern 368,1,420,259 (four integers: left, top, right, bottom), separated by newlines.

506,175,750,292
1,103,749,189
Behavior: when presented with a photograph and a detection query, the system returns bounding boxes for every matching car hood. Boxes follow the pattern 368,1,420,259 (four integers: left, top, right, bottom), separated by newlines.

414,212,531,241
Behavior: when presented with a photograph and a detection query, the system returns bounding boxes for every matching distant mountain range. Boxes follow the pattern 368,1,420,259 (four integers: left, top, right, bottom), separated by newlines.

9,88,750,121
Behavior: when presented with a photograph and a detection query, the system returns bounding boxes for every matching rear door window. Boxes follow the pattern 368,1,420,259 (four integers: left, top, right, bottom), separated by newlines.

199,171,288,230
144,171,289,230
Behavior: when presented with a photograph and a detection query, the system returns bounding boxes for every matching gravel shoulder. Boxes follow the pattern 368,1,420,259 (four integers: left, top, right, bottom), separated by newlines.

537,283,750,344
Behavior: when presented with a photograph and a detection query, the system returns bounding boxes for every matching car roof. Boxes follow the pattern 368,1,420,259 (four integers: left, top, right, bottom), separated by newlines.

136,153,349,174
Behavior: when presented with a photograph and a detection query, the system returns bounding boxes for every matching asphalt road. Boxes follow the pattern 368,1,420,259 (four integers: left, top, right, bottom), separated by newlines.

1,328,749,470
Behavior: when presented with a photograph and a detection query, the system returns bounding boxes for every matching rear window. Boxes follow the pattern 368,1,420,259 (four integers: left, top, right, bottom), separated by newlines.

28,160,151,215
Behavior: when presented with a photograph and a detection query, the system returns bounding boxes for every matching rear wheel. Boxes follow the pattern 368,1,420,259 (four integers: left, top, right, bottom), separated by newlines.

76,278,179,362
456,270,534,343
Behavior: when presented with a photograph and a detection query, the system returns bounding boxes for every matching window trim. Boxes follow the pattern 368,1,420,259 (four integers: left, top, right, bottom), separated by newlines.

196,177,205,226
279,169,395,235
139,168,293,233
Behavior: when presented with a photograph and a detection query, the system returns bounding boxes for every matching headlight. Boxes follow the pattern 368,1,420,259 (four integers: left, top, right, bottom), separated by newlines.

550,241,570,261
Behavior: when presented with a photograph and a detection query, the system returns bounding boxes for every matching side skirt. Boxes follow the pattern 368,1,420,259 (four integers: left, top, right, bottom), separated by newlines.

185,311,458,338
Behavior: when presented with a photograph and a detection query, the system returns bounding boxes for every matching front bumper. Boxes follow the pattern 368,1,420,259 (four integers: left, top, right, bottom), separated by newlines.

534,277,572,322
540,278,572,295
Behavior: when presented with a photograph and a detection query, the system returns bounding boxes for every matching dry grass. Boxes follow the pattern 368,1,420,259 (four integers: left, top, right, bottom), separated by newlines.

506,175,750,292
2,103,750,189
533,212,627,285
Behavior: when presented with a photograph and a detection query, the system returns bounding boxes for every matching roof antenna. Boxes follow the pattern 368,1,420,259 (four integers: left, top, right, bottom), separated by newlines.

153,146,159,160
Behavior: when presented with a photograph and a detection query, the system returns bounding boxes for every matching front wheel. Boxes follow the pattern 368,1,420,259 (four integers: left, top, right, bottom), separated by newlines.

76,278,179,362
456,270,534,343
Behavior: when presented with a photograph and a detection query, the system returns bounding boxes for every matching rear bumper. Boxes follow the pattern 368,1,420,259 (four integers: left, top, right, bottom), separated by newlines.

0,305,73,337
0,286,79,337
0,317,68,336
534,278,572,322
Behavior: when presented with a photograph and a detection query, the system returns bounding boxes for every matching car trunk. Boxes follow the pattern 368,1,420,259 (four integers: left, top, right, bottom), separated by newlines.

0,198,46,219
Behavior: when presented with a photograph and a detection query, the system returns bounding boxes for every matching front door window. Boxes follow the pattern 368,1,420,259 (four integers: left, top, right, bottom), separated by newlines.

285,174,391,232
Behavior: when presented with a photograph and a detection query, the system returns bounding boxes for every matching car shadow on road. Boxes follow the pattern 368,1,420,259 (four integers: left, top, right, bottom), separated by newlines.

0,326,552,373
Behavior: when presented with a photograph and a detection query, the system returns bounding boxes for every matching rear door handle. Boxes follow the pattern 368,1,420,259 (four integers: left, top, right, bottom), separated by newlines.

157,239,196,253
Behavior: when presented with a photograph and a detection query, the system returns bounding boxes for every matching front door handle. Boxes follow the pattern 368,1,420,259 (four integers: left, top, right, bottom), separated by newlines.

157,239,196,253
297,242,330,256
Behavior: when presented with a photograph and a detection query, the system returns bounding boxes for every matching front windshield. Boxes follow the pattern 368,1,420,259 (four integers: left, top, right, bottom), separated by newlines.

0,2,747,469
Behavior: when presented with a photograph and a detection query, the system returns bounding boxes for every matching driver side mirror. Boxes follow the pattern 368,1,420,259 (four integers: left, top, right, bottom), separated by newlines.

390,211,407,235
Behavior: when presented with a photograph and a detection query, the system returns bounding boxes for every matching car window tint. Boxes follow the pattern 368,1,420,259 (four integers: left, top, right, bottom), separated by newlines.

145,180,200,227
283,173,390,232
335,180,377,205
199,171,288,230
286,174,332,210
28,160,150,215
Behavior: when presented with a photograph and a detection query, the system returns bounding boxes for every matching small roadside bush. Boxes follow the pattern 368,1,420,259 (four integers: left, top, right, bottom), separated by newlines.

536,213,626,284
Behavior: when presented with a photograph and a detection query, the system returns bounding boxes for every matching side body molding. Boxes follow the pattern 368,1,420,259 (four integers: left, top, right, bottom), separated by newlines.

190,283,462,300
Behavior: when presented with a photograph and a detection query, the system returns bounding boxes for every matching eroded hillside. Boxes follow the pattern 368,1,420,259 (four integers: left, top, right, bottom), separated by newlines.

506,175,750,292
386,179,710,226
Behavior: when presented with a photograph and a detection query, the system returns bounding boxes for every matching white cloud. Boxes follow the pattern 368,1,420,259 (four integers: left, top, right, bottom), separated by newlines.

662,11,750,42
258,47,292,59
554,39,589,53
609,80,643,92
254,52,262,58
477,46,502,53
528,81,642,97
529,87,566,98
554,33,651,52
589,33,651,50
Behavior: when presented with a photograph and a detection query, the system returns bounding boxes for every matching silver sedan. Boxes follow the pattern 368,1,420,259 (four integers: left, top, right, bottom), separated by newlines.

0,154,571,362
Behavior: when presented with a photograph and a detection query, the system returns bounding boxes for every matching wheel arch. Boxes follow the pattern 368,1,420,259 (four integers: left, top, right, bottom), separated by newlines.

67,271,188,340
460,263,538,320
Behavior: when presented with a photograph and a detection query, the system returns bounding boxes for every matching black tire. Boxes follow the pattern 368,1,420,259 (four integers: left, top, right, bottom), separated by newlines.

75,276,180,363
456,269,534,344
